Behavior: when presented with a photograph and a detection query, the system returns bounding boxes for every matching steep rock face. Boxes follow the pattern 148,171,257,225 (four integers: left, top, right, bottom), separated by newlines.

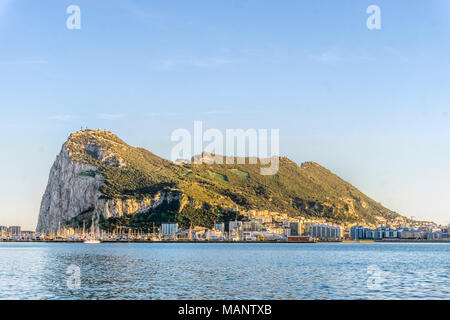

99,192,180,219
36,144,103,233
36,142,180,233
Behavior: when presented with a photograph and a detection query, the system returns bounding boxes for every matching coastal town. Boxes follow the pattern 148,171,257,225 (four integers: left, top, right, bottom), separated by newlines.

1,208,449,243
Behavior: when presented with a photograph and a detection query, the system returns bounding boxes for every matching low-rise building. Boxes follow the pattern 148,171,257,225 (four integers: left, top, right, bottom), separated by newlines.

399,229,427,239
265,225,284,235
228,221,243,241
160,223,178,236
350,226,428,240
253,216,272,224
0,226,8,237
306,223,341,240
350,226,367,240
366,227,399,239
288,221,303,236
243,221,264,232
20,231,37,240
8,226,21,235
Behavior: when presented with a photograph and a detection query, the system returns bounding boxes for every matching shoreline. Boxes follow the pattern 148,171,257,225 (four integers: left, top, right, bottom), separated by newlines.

1,239,449,244
374,239,450,243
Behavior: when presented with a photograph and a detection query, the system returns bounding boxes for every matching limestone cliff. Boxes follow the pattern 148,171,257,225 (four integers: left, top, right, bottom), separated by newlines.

36,132,180,233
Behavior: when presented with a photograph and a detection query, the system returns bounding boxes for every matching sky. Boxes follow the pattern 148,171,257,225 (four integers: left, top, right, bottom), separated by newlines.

0,0,449,229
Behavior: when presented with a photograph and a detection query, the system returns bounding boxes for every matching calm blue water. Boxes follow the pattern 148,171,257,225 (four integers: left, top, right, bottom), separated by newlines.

0,242,448,300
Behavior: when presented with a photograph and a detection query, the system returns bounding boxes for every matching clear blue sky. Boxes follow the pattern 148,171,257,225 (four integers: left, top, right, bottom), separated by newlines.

1,0,449,229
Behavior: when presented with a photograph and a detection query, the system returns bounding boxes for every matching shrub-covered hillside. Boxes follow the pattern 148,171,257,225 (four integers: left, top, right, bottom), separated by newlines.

65,130,400,224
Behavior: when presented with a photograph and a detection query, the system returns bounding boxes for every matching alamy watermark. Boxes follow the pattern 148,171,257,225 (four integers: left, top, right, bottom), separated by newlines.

66,5,81,30
64,4,379,31
366,265,390,290
66,264,81,290
65,5,379,31
366,5,381,30
171,121,280,175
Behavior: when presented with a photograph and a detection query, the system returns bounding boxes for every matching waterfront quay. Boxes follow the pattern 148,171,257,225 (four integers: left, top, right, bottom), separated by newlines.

350,225,450,241
2,208,448,243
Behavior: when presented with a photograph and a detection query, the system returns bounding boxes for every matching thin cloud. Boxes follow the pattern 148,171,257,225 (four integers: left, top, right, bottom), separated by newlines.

0,60,48,65
308,51,341,63
189,58,232,68
307,48,376,64
148,111,184,117
98,113,125,120
204,110,233,115
148,109,261,117
49,115,73,121
117,1,170,28
150,56,233,70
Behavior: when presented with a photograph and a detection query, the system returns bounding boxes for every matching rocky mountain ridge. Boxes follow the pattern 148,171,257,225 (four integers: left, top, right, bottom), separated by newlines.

36,130,401,233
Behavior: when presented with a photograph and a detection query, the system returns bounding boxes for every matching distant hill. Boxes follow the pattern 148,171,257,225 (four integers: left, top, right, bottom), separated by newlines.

36,130,400,233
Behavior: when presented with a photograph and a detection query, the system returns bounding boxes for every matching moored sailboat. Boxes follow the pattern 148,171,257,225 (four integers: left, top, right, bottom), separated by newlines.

84,216,101,244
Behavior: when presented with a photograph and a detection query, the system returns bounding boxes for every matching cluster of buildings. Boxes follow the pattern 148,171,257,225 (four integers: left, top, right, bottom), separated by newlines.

350,225,450,241
157,209,448,243
0,226,38,241
2,209,448,243
156,209,342,242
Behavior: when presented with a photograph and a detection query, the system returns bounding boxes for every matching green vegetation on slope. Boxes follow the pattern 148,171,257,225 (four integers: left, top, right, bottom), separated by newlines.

65,130,400,225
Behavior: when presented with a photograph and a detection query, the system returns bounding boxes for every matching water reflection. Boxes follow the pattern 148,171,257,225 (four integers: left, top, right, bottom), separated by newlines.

0,242,448,299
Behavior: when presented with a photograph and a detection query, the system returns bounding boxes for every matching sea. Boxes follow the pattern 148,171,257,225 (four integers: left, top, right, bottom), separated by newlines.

0,242,448,300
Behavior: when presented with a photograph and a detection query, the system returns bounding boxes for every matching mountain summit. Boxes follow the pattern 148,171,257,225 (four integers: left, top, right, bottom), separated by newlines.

37,129,400,233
